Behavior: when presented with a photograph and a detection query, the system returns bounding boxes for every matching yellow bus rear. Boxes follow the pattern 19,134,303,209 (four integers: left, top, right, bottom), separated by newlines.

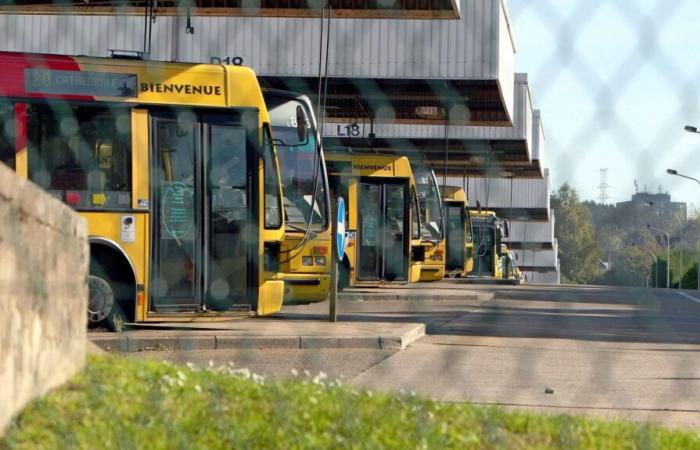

0,51,286,330
441,186,474,277
471,210,507,280
325,152,423,287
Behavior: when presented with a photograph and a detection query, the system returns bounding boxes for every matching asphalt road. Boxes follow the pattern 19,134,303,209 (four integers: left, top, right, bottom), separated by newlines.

137,283,700,430
351,284,700,430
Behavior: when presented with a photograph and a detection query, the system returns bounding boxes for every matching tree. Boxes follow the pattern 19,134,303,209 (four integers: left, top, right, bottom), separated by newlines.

551,184,601,284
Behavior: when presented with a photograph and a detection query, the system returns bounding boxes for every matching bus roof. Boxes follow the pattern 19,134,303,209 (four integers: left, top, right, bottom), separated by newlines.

441,186,468,204
470,210,498,220
0,51,266,111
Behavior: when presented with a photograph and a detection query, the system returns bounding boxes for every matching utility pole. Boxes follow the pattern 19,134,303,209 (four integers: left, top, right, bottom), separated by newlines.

598,169,611,205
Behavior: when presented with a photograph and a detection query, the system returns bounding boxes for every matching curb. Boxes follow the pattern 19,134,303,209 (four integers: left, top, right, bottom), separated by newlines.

90,324,426,353
339,292,494,302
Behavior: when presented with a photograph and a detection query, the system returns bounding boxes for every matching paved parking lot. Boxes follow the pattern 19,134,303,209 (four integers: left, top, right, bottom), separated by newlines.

124,283,700,430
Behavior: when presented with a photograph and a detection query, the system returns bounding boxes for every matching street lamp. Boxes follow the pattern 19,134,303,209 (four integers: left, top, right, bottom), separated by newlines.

667,168,700,187
645,202,683,289
647,224,671,288
668,161,700,290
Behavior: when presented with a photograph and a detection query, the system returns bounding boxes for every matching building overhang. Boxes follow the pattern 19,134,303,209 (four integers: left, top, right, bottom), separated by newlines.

317,73,543,179
0,0,462,20
505,242,554,251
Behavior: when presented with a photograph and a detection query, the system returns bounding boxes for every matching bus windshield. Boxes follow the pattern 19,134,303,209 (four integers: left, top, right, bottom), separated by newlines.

266,94,328,231
414,164,443,241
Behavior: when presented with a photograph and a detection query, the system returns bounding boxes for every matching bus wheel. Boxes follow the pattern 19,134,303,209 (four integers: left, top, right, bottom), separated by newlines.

88,272,128,332
88,275,114,325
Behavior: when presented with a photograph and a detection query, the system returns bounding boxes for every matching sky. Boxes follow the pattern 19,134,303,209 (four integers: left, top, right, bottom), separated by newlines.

507,0,700,208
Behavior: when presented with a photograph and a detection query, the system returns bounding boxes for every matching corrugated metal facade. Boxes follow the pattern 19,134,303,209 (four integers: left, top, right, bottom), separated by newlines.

513,243,558,269
0,15,175,60
506,215,555,244
0,0,514,110
445,168,550,209
532,109,545,162
522,270,560,285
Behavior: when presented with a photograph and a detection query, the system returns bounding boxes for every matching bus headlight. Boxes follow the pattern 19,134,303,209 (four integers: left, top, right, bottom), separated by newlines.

302,256,314,266
314,256,326,266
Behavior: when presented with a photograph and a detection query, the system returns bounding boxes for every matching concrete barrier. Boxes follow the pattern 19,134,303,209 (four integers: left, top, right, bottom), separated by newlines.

0,163,89,433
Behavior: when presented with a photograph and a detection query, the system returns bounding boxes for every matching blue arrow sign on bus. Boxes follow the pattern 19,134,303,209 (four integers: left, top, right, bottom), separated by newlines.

336,197,346,260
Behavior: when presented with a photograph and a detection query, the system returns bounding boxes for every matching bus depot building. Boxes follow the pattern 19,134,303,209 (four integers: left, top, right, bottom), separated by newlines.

0,0,559,284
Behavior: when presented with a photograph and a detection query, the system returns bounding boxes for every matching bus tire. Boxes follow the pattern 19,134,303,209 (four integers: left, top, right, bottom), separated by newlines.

89,246,136,332
88,271,129,332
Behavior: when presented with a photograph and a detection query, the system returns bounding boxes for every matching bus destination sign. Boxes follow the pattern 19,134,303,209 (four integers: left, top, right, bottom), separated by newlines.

25,69,138,98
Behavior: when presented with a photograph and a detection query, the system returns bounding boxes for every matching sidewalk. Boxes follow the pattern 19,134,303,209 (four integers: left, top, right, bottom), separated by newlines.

90,319,425,353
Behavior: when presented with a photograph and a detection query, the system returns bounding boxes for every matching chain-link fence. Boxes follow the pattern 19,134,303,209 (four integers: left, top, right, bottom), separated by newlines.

1,0,700,446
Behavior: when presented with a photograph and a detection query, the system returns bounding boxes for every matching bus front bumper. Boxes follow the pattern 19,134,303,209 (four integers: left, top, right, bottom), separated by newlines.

283,273,331,303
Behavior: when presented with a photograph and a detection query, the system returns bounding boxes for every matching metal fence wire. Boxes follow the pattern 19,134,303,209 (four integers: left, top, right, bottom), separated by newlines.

0,0,700,443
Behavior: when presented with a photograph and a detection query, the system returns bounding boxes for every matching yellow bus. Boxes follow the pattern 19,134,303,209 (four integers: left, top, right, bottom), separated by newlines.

413,163,445,281
263,89,331,303
470,210,507,279
325,152,423,286
441,186,474,278
0,51,289,330
500,243,522,284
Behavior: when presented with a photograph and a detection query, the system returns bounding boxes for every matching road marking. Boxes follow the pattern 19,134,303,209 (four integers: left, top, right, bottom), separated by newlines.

678,291,700,305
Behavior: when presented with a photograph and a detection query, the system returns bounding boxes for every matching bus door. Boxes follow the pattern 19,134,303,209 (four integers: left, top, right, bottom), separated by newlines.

474,225,495,277
445,203,466,271
357,179,409,282
150,113,255,312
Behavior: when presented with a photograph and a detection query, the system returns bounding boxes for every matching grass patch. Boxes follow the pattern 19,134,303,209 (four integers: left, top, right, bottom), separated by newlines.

2,355,699,449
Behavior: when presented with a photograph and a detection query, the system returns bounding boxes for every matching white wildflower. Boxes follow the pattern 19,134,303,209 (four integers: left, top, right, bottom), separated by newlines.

232,368,251,379
291,368,299,376
194,384,202,393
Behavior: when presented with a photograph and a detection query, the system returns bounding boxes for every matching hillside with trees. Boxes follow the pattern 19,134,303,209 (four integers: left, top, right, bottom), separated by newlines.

552,184,699,288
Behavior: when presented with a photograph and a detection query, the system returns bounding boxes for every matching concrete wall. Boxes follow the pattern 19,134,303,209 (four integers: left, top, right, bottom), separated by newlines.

0,163,88,433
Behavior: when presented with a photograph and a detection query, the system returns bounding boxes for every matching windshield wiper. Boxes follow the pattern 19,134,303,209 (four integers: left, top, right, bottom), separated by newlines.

285,223,308,232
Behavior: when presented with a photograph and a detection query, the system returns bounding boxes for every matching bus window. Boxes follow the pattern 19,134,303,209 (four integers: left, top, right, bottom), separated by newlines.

411,189,420,239
413,165,443,241
27,104,131,209
0,103,15,169
268,96,328,231
263,126,282,229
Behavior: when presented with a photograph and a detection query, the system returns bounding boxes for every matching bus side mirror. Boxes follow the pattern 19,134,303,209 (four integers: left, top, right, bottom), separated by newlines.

296,105,308,143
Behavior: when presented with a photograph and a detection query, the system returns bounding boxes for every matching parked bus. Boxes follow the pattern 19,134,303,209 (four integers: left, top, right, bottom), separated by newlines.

413,163,445,281
263,89,331,303
501,243,522,284
325,152,424,287
441,186,474,278
470,210,507,279
0,51,291,329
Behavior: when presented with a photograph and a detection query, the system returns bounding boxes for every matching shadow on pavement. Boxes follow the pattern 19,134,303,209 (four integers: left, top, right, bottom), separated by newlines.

279,285,700,345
